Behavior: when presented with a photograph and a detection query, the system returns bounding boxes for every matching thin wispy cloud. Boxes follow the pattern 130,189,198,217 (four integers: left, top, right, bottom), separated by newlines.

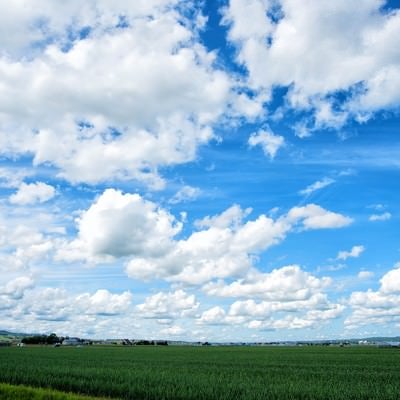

369,212,392,222
169,186,201,204
299,177,336,196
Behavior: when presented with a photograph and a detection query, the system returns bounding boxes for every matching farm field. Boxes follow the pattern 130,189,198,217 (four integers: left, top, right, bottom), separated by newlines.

0,345,399,400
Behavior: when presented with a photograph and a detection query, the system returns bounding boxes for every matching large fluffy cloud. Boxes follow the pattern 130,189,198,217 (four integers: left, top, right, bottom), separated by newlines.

0,276,34,305
136,290,199,319
0,0,184,54
203,265,331,301
198,265,343,330
0,221,55,272
11,287,132,322
76,290,133,316
0,1,235,187
124,206,288,284
127,201,352,284
345,263,400,329
58,189,352,285
57,188,182,262
223,0,400,128
197,299,344,330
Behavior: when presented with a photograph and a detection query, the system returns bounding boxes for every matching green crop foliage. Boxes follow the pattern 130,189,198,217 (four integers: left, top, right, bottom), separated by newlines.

0,383,112,400
0,346,399,399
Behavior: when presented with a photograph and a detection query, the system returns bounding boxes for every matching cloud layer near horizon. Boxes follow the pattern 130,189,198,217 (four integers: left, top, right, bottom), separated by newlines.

0,0,398,341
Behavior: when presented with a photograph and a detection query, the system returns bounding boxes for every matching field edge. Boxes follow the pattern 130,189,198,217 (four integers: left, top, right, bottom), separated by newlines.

0,382,116,400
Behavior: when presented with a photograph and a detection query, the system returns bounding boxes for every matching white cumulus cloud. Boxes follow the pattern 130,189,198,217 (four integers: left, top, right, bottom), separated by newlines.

0,1,236,187
198,264,343,331
136,290,199,319
248,129,285,159
203,265,332,301
223,0,400,129
0,276,34,300
16,287,132,321
76,290,132,316
57,188,182,262
346,263,400,329
58,189,352,286
159,325,186,337
286,204,353,230
9,182,56,205
380,263,400,294
337,245,365,261
198,306,227,325
194,204,252,229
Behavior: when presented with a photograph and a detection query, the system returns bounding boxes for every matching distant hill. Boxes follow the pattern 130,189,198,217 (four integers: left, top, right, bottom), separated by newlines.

362,336,400,343
0,330,34,338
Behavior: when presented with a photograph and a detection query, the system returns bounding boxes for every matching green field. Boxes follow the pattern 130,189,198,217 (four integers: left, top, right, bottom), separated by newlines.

0,345,399,399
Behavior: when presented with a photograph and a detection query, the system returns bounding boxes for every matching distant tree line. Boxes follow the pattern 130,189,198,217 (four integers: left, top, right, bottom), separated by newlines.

133,340,168,346
21,333,63,345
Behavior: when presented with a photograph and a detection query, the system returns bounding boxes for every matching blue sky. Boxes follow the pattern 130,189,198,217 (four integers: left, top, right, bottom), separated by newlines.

0,0,399,341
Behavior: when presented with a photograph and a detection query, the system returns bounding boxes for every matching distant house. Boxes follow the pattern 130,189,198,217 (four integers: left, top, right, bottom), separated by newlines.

62,337,81,346
378,341,400,348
